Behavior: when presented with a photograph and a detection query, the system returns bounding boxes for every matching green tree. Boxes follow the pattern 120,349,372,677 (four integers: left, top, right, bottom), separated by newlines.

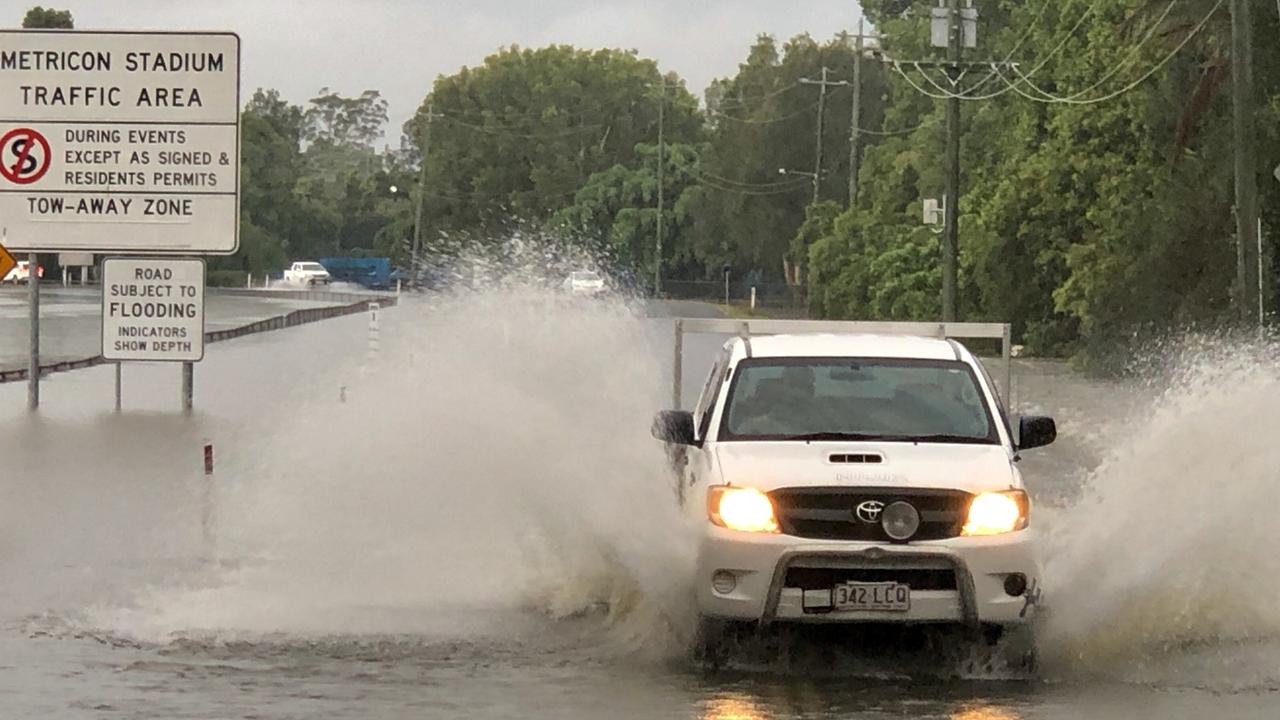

410,46,704,246
21,6,72,28
684,33,889,284
551,142,700,283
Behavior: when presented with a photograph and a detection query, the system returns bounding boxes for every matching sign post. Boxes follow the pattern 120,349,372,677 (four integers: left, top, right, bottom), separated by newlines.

27,252,37,410
0,30,239,410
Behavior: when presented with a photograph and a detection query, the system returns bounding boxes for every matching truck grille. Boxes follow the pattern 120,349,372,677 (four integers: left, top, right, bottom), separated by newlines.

770,487,972,542
784,566,958,591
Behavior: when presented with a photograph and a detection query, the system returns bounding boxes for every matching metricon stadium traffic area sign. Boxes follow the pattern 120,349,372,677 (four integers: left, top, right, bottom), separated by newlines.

0,31,240,254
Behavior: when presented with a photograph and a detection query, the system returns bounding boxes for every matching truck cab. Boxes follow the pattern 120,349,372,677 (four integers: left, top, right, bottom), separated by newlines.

283,261,332,287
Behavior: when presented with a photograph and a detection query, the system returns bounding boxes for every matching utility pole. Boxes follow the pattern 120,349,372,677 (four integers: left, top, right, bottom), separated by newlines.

655,74,665,296
1230,0,1259,322
942,0,962,322
800,67,849,205
848,19,869,207
411,102,441,289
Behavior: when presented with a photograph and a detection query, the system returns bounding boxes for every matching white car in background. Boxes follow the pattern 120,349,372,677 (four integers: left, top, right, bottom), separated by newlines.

652,333,1055,659
3,260,43,284
283,261,332,287
562,270,606,296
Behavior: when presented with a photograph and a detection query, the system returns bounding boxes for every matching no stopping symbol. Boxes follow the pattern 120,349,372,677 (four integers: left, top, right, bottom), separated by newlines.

0,128,51,185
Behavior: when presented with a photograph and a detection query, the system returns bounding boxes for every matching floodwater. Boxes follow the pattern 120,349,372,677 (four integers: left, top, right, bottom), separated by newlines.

2,288,1279,719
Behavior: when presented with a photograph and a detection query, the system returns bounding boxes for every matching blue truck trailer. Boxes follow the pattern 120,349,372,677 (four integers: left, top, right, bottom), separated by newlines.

318,257,392,289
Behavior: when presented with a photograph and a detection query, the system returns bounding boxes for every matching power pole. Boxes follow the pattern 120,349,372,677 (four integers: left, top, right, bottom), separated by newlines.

848,18,871,208
800,67,849,205
1230,0,1259,322
655,74,666,296
411,102,441,289
942,0,962,323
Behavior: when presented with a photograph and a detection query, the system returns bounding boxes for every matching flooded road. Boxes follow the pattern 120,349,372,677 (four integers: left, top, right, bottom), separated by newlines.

2,289,1278,719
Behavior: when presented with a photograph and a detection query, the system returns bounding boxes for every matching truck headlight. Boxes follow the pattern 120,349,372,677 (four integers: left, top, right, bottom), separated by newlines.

708,486,779,533
962,490,1029,536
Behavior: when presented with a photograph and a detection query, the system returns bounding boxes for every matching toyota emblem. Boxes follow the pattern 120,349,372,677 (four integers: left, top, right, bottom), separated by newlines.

855,500,885,523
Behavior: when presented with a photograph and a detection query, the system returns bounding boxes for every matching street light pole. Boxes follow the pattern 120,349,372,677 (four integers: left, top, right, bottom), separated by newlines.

411,102,440,289
799,67,849,206
655,74,666,296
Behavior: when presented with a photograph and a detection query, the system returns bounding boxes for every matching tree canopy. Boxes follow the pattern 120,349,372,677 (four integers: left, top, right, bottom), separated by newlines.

22,6,71,28
202,3,1280,362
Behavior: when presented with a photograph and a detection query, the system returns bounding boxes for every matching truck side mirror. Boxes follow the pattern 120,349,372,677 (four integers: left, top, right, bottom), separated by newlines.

652,410,697,446
1017,415,1057,451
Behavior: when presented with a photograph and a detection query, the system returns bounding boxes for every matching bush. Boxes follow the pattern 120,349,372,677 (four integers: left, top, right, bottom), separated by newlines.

206,269,250,288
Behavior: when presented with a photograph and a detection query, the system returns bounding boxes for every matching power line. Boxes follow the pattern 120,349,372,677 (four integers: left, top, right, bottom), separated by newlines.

992,0,1224,106
891,0,1211,105
1008,0,1180,103
691,177,811,196
858,116,944,136
695,167,814,189
437,114,604,139
712,82,802,111
709,98,826,125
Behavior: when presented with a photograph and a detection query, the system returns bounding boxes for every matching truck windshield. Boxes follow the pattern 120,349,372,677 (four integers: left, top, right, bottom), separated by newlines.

720,358,998,444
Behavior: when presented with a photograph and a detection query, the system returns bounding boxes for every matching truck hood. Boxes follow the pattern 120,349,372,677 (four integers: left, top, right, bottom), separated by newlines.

713,442,1018,493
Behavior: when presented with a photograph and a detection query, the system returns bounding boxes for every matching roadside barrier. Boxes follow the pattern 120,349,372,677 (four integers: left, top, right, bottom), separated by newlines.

0,292,397,384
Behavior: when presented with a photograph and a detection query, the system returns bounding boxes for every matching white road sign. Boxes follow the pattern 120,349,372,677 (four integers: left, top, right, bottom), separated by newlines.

102,257,205,362
0,31,239,254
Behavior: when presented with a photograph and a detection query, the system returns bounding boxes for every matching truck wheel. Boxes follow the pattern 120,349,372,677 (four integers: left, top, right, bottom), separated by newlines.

691,616,757,668
692,616,728,666
981,623,1038,673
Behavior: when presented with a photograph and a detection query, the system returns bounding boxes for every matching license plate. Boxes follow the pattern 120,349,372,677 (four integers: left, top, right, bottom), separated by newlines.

833,582,910,611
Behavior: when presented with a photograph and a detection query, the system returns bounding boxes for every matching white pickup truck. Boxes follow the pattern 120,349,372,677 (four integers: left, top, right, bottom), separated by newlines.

652,327,1055,662
3,260,43,284
283,261,331,287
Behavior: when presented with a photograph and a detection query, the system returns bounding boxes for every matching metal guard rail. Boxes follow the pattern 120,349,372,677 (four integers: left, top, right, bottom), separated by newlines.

0,294,396,384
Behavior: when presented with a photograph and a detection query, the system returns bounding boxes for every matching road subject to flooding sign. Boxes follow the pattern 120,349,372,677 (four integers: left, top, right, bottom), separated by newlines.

101,257,205,362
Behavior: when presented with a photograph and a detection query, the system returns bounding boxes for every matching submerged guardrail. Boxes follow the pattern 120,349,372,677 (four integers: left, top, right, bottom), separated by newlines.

0,292,397,384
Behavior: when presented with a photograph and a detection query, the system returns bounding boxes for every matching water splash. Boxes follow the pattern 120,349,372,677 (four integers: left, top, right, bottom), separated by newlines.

81,261,696,657
1038,335,1280,688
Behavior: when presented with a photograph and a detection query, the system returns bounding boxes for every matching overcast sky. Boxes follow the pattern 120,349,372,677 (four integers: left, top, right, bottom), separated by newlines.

4,0,863,139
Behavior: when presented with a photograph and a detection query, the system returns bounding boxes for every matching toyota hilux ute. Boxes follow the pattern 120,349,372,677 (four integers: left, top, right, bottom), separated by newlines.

651,333,1055,654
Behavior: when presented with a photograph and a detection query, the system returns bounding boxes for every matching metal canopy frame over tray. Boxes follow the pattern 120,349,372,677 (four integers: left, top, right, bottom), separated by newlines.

670,318,1013,410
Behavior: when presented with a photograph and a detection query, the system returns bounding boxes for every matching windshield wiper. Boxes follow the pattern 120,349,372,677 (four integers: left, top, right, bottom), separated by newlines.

781,432,882,441
873,433,993,444
780,432,991,444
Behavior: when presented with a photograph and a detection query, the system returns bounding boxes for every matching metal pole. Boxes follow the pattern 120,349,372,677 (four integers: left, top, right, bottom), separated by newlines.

1230,0,1259,322
411,102,438,289
655,74,666,296
114,362,122,412
813,66,828,205
672,319,684,409
942,0,962,322
202,443,215,562
27,252,39,410
1001,323,1013,408
1259,217,1266,325
848,19,864,208
181,361,193,413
